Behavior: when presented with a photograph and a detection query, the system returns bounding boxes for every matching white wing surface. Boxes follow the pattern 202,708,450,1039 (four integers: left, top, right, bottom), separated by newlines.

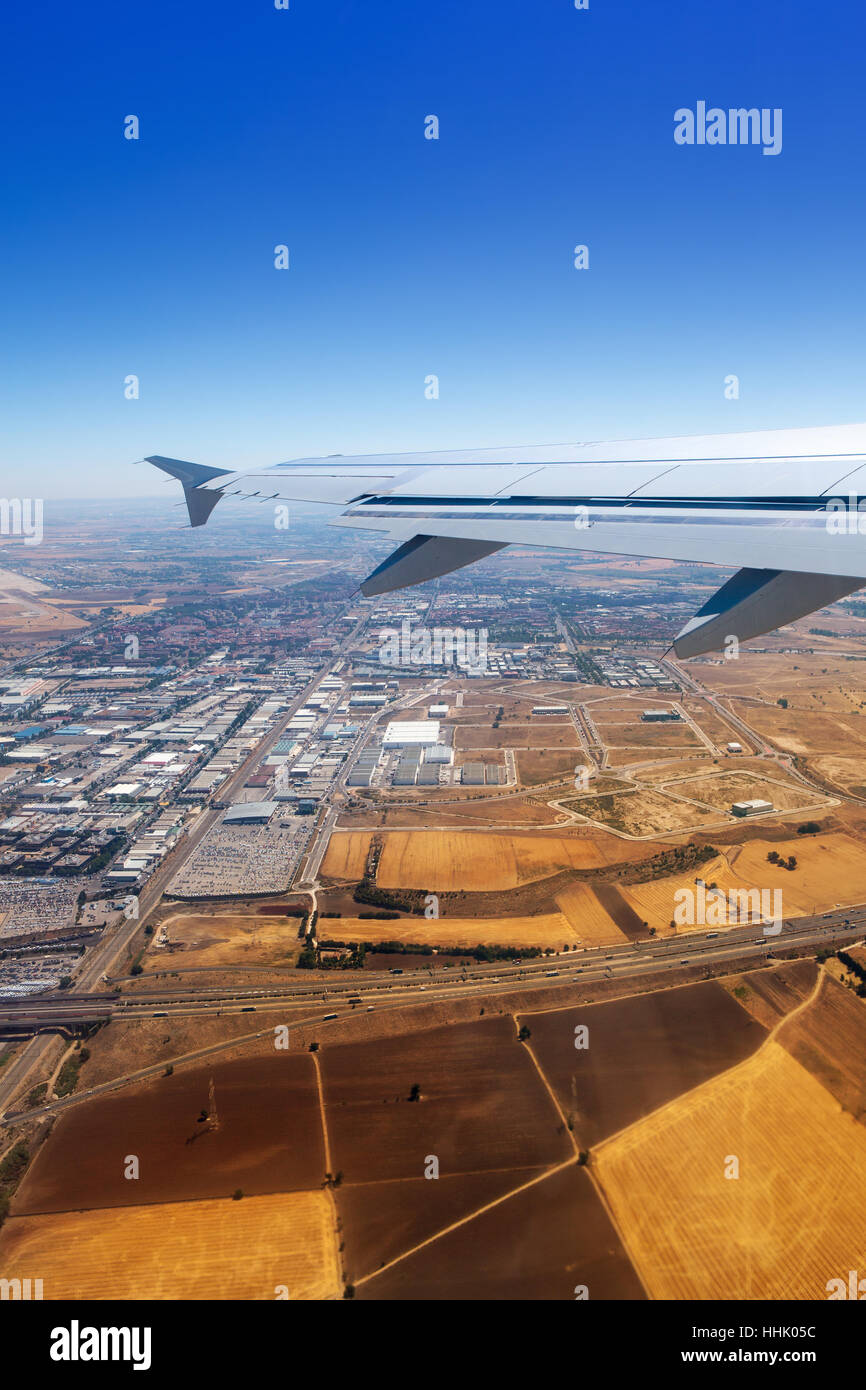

146,423,866,655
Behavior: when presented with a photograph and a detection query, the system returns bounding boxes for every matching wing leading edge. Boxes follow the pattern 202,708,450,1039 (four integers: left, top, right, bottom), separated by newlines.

144,423,866,655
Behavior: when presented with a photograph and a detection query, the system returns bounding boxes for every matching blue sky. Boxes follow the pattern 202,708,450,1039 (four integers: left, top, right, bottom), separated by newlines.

2,0,865,497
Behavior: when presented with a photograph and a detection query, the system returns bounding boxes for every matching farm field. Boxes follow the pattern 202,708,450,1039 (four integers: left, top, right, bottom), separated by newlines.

321,911,578,949
620,852,759,934
721,959,819,1029
779,973,866,1117
520,980,767,1145
319,1016,572,1184
730,833,866,914
337,1167,544,1284
13,1055,325,1213
356,1163,646,1300
595,1039,866,1300
0,1192,340,1300
553,882,628,945
374,830,604,891
321,832,371,881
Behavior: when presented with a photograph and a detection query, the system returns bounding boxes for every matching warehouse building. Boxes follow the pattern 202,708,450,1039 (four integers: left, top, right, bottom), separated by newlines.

222,801,278,825
731,799,774,817
424,744,453,764
382,720,440,748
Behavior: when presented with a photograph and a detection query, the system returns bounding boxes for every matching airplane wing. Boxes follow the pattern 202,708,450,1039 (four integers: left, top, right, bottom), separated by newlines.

145,422,866,656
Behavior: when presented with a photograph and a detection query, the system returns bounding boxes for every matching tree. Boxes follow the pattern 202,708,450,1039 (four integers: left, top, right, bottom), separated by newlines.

408,1083,421,1102
518,1024,531,1042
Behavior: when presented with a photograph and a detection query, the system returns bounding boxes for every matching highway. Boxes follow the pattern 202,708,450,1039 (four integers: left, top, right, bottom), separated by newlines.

2,903,862,1040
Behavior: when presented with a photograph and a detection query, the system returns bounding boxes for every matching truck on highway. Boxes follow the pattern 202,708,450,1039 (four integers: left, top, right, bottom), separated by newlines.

323,1012,338,1021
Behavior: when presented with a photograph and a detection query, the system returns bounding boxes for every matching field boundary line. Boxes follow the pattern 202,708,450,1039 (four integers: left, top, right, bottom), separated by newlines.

519,1015,653,1302
595,966,827,1159
338,1163,547,1190
310,1050,333,1177
354,1157,576,1289
516,1018,579,1158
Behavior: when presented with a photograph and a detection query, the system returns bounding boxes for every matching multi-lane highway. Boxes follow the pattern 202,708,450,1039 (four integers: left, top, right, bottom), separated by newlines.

1,903,862,1041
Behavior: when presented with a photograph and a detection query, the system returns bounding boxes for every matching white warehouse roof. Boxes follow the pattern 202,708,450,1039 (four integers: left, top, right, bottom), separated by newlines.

382,720,441,747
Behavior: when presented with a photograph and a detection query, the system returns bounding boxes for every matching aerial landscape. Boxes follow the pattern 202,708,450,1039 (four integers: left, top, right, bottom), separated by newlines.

2,502,866,1308
1,0,864,1356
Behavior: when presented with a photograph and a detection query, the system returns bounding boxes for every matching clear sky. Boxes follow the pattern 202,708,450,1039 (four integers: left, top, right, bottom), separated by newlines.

2,0,865,498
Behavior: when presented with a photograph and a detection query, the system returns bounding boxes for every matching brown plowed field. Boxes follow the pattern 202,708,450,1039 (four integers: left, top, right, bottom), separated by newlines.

357,1163,646,1300
14,1055,324,1213
337,1167,544,1284
319,1016,572,1184
722,959,819,1029
520,981,767,1145
779,973,866,1118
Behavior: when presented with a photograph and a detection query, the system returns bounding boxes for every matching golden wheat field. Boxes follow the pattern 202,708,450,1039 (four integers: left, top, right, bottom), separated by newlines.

620,854,748,934
0,1192,340,1301
373,830,603,891
731,833,866,914
595,1039,866,1300
554,882,628,944
324,910,577,948
321,831,372,881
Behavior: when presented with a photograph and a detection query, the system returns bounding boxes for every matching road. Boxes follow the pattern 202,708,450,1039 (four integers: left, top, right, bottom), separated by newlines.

2,902,862,1047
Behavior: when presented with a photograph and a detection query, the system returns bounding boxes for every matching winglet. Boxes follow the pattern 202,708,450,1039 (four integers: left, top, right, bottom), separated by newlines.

144,456,232,528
